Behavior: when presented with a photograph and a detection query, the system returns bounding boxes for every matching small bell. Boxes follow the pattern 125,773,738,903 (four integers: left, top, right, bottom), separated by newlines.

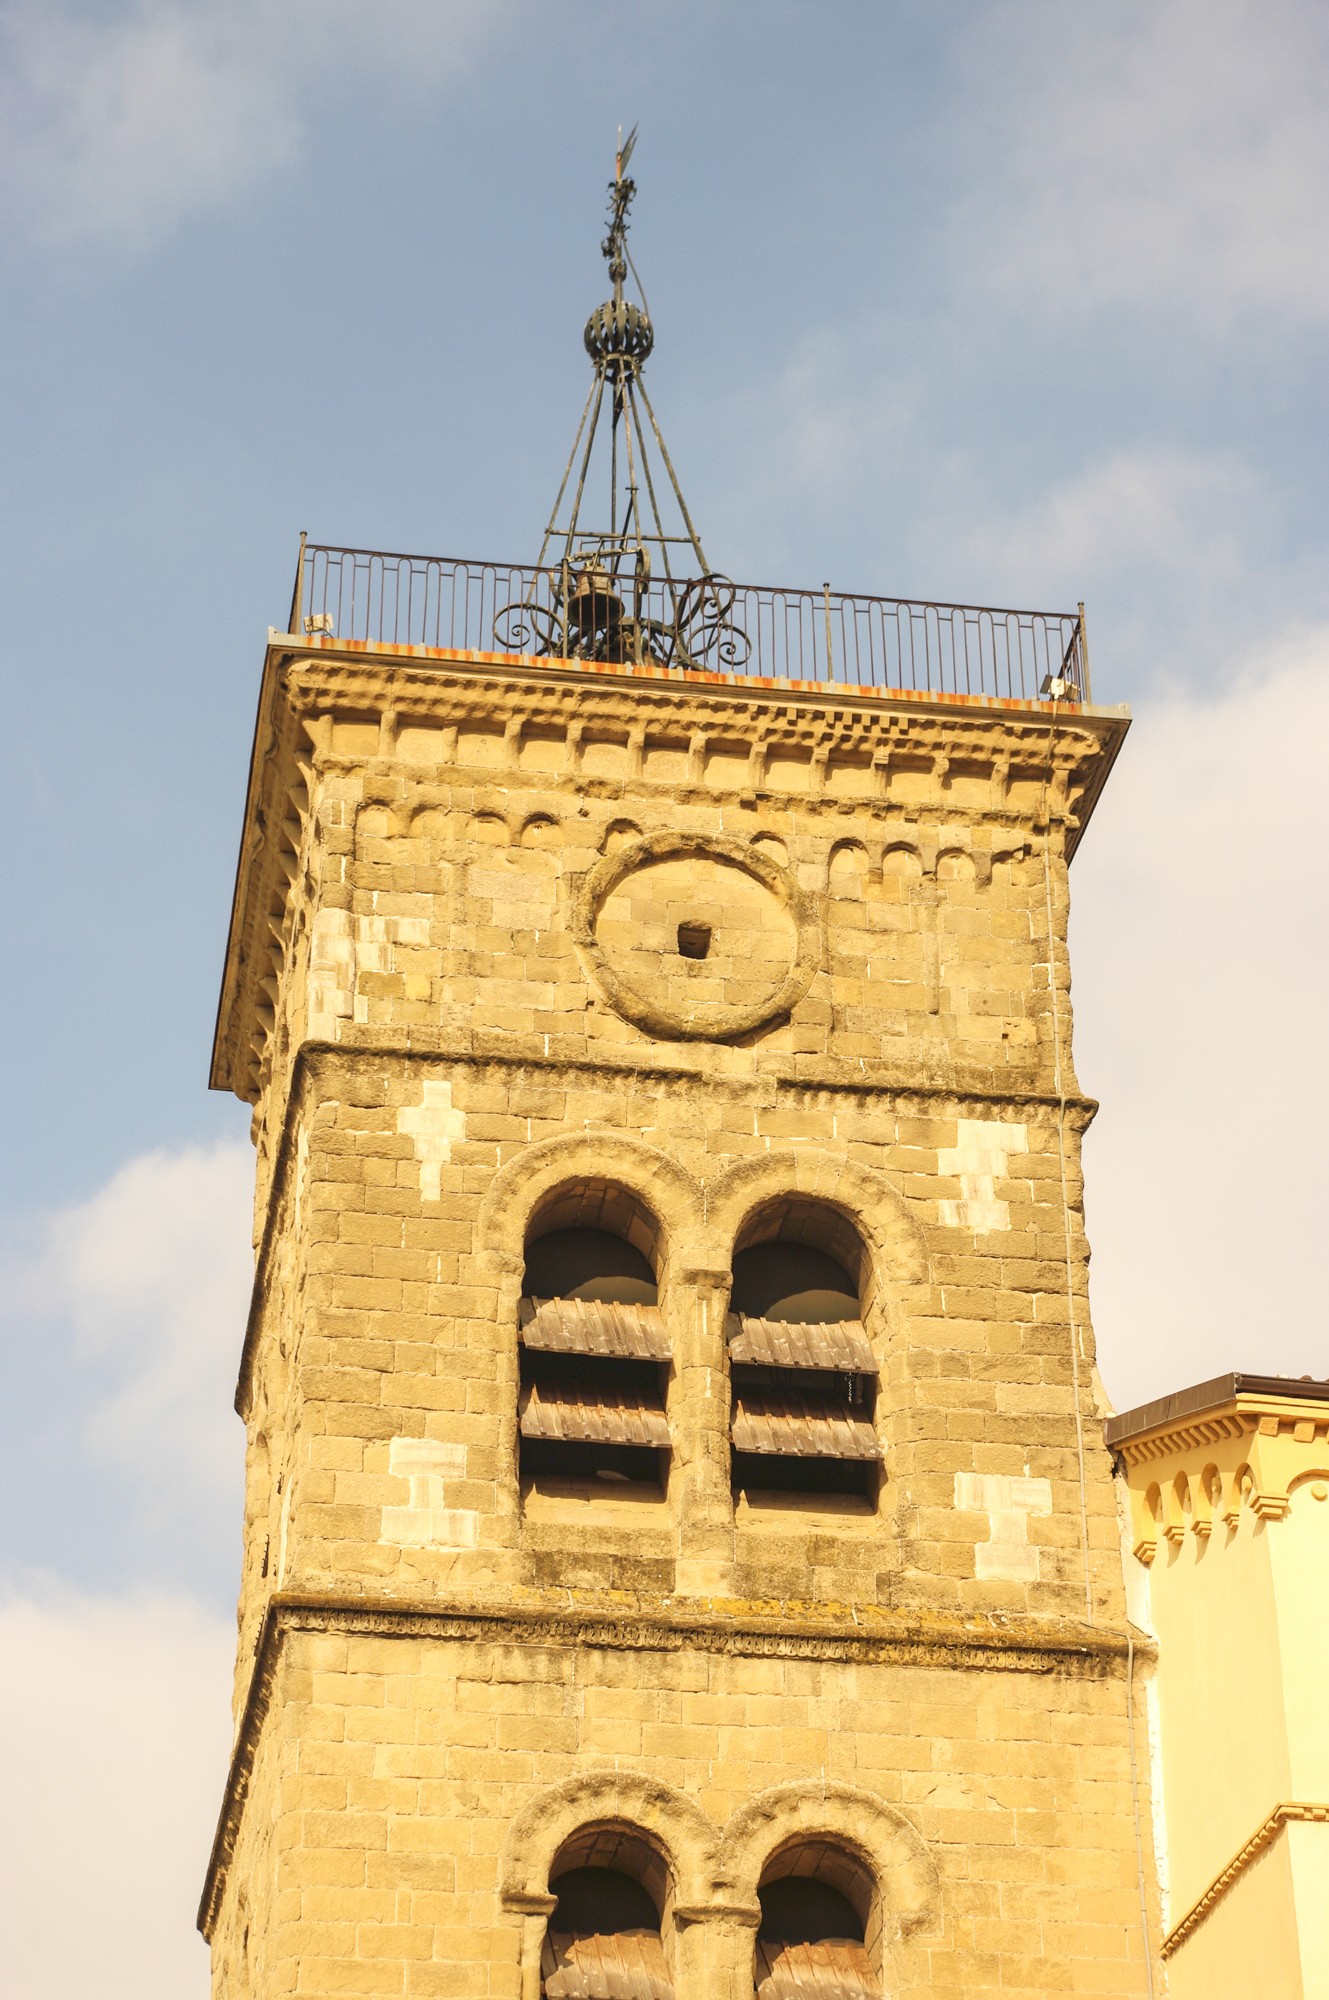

565,566,624,645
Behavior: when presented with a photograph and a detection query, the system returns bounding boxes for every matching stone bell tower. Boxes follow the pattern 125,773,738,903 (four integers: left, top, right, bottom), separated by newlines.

202,141,1159,2000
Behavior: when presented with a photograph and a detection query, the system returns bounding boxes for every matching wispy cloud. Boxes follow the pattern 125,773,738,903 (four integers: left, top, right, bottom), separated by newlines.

966,448,1266,594
0,1579,232,1999
1072,621,1329,1410
0,0,512,244
1,1,291,242
733,328,919,518
696,321,936,585
951,0,1329,325
706,339,1288,683
2,1138,253,1570
950,445,1289,682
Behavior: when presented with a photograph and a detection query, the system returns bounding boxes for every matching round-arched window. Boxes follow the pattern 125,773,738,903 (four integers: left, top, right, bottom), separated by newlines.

542,1828,673,2000
728,1199,880,1508
519,1183,671,1500
755,1842,878,1999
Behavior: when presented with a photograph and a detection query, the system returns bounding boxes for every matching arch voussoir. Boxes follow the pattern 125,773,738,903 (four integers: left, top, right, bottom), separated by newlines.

716,1780,939,1941
499,1769,720,1912
703,1148,929,1287
476,1129,703,1274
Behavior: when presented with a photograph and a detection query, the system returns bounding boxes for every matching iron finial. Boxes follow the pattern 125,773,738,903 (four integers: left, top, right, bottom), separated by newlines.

602,123,638,300
499,130,748,676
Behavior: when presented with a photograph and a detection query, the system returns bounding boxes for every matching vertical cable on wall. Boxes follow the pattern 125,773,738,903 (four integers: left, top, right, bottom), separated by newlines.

1038,700,1094,1625
1126,1634,1158,1999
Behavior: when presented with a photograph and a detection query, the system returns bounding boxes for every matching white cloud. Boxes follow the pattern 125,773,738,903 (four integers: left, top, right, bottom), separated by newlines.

0,0,512,244
949,444,1289,682
968,448,1265,598
697,322,932,583
1,1,291,242
952,0,1329,324
1072,623,1329,1412
0,1581,233,2000
5,1138,254,1539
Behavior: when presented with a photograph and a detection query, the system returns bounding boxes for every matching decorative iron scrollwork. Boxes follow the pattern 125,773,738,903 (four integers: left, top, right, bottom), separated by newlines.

494,565,750,673
513,135,755,677
668,574,751,671
492,595,562,658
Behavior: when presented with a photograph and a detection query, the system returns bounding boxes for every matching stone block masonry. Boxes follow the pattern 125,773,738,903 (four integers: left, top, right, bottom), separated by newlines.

201,635,1158,1997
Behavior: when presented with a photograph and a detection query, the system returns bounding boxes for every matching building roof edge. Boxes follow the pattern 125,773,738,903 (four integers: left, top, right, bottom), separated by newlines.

1105,1371,1329,1448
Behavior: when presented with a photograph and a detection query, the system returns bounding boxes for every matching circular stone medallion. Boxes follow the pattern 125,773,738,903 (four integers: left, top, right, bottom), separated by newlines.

573,833,820,1042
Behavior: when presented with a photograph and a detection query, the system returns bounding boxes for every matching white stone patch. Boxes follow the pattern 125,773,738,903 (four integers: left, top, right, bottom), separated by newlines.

355,914,431,973
361,913,431,946
382,1438,477,1549
353,914,432,995
292,1125,309,1241
275,1474,293,1588
397,1080,466,1201
466,862,557,927
937,1117,1028,1231
307,906,354,1041
954,1471,1053,1581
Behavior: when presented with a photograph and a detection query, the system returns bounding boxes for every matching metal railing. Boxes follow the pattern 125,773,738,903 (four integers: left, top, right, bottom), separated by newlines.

288,538,1091,704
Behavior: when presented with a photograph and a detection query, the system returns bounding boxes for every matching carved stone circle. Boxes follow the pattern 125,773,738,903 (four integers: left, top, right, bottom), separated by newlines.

572,832,822,1042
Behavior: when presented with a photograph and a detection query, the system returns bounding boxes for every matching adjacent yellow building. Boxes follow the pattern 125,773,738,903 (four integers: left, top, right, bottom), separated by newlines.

1110,1372,1329,1995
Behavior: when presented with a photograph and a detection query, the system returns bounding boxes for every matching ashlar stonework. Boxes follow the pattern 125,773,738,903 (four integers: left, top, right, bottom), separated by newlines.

202,630,1159,1998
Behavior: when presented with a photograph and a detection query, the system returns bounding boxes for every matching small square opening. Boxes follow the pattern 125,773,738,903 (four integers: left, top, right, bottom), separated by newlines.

677,921,712,960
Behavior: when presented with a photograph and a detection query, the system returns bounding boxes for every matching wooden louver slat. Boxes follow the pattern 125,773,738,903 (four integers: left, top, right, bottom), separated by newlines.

728,1315,876,1373
754,1939,876,2000
731,1392,881,1461
542,1931,673,2000
519,1381,670,1448
521,1296,671,1362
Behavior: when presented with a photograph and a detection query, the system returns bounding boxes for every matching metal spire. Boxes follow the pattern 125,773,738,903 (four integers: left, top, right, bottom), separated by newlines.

496,133,748,672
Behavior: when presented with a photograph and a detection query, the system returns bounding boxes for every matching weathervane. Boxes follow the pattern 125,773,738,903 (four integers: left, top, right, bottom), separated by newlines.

494,131,749,671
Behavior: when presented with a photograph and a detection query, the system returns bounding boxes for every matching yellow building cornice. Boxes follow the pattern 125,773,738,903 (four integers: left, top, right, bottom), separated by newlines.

1162,1800,1329,1956
1107,1374,1329,1562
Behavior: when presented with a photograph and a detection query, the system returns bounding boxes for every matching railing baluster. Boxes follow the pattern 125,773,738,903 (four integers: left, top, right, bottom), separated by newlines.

289,544,1091,704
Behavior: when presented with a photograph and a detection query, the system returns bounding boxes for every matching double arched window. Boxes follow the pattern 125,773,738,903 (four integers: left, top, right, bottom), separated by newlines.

517,1182,883,1509
536,1822,880,1999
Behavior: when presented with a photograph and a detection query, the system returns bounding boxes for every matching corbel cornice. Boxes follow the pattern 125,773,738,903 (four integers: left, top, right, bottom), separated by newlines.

1109,1377,1329,1559
210,635,1128,1104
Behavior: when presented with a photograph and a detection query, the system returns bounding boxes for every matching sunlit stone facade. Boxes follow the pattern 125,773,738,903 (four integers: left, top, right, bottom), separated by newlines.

201,625,1159,1997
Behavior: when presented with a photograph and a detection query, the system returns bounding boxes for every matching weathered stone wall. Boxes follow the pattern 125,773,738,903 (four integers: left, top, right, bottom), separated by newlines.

216,650,1109,1150
233,1053,1115,1622
207,1610,1153,2000
202,640,1155,1996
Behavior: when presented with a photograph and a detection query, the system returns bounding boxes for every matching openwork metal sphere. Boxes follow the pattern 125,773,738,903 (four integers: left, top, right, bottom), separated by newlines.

584,299,654,368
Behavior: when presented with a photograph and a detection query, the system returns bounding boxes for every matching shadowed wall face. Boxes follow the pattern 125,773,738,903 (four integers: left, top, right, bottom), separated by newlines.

730,1242,858,1322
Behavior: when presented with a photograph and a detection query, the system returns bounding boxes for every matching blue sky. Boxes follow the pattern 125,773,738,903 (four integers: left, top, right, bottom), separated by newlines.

1,3,1326,1993
3,0,1327,1211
